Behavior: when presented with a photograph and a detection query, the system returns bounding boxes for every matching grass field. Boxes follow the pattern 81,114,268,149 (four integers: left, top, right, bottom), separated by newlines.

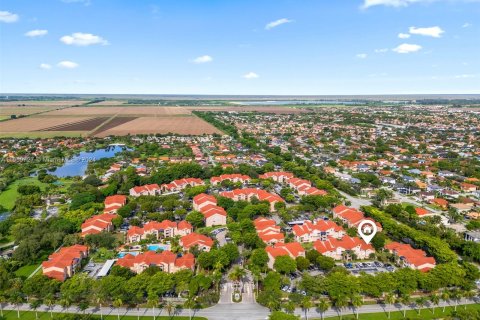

0,310,207,320
0,177,48,210
14,264,41,278
321,303,480,319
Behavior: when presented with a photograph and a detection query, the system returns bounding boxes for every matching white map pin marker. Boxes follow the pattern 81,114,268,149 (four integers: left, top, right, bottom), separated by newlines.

358,220,377,244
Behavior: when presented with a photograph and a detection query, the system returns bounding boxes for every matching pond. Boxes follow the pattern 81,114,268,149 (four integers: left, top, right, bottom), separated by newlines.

51,145,129,178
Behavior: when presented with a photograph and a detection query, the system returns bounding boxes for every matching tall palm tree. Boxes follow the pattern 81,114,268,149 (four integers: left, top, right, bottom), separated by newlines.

415,297,426,315
441,290,450,313
228,266,246,282
463,290,475,309
384,293,395,319
429,294,439,314
301,296,313,320
113,298,123,320
283,301,296,314
351,294,363,319
316,299,330,320
0,292,5,317
44,294,55,319
400,294,410,318
184,295,196,320
334,296,348,320
30,300,41,320
165,301,176,317
450,289,460,311
59,296,72,313
147,294,159,320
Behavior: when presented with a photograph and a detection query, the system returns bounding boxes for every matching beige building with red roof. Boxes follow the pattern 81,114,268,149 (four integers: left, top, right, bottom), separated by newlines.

254,217,285,245
81,213,118,237
126,220,192,243
116,250,194,274
385,242,436,271
42,244,89,281
314,236,374,260
266,242,305,269
332,205,382,231
193,193,227,227
292,220,345,243
179,232,214,252
103,195,127,214
259,171,294,183
210,174,251,186
220,188,284,212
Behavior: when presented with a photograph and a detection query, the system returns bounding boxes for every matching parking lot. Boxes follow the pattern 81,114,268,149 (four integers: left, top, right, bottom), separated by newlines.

341,261,396,275
83,260,105,278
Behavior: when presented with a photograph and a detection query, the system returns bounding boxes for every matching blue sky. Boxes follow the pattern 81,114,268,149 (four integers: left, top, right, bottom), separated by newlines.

0,0,479,95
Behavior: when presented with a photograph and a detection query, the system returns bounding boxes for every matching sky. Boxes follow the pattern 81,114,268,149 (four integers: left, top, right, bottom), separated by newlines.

0,0,479,95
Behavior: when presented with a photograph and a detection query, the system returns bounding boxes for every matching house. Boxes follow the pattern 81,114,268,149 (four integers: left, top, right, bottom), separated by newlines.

129,184,161,197
104,195,127,214
81,213,118,237
210,174,251,185
292,220,345,243
385,242,436,272
180,233,214,252
116,251,194,274
449,203,472,213
464,231,480,243
460,183,477,192
313,236,374,260
126,220,192,243
259,171,294,183
415,207,429,216
193,193,227,227
42,245,89,281
220,188,284,212
332,205,382,231
254,217,285,245
431,198,449,210
266,242,306,269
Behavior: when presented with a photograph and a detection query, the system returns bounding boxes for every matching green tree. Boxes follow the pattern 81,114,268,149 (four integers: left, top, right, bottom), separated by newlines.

273,255,296,274
301,296,313,320
316,299,330,320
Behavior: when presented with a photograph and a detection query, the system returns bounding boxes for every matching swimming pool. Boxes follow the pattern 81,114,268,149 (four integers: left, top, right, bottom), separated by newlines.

118,251,140,258
147,244,170,251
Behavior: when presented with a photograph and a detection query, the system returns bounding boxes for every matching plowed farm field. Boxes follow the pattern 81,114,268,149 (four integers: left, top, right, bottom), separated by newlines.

0,117,93,132
46,106,191,116
94,116,222,137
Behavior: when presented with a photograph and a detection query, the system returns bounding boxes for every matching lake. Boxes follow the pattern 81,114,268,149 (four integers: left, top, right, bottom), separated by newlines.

51,145,128,177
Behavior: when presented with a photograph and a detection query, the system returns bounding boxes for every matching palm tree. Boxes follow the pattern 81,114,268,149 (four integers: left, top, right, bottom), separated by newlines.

400,294,410,318
283,301,296,314
30,300,41,320
334,296,348,320
113,298,123,320
450,289,461,311
184,295,196,320
165,301,176,317
384,293,395,319
351,294,363,319
316,299,330,320
463,290,475,309
415,297,426,315
441,290,450,313
228,266,246,282
10,291,23,319
59,296,72,313
44,294,55,319
0,292,6,317
301,296,313,320
429,294,439,314
92,289,106,320
147,294,159,320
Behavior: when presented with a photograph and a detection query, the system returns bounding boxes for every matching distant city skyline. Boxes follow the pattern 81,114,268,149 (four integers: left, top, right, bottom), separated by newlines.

1,0,479,94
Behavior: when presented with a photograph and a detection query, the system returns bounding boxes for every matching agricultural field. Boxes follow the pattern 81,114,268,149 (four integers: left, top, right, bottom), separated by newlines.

186,106,308,114
94,116,222,136
46,106,192,116
0,116,93,133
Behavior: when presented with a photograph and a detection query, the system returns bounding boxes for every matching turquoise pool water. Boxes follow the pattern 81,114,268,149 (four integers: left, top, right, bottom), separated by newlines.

147,244,170,251
118,251,140,258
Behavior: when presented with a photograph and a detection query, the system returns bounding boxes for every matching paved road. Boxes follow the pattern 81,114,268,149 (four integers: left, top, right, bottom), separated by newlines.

3,298,478,320
339,191,372,209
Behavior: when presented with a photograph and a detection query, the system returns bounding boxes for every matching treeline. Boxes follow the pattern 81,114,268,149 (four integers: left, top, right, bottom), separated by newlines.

192,111,239,138
362,206,458,263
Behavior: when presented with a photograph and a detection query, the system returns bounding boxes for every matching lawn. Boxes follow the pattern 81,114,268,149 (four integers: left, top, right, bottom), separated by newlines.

0,310,207,320
14,264,41,278
320,303,480,319
0,177,48,210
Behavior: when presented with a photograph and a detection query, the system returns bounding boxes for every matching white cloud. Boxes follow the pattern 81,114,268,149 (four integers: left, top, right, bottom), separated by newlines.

39,63,52,70
60,32,109,46
398,33,411,39
356,53,368,59
243,72,259,79
374,48,389,53
265,18,293,30
25,29,48,37
462,22,472,28
454,74,476,78
392,43,422,53
0,11,19,23
57,61,79,69
192,55,213,64
409,26,444,38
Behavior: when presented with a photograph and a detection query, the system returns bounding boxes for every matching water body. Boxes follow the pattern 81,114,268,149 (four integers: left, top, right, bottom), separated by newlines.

52,145,128,178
